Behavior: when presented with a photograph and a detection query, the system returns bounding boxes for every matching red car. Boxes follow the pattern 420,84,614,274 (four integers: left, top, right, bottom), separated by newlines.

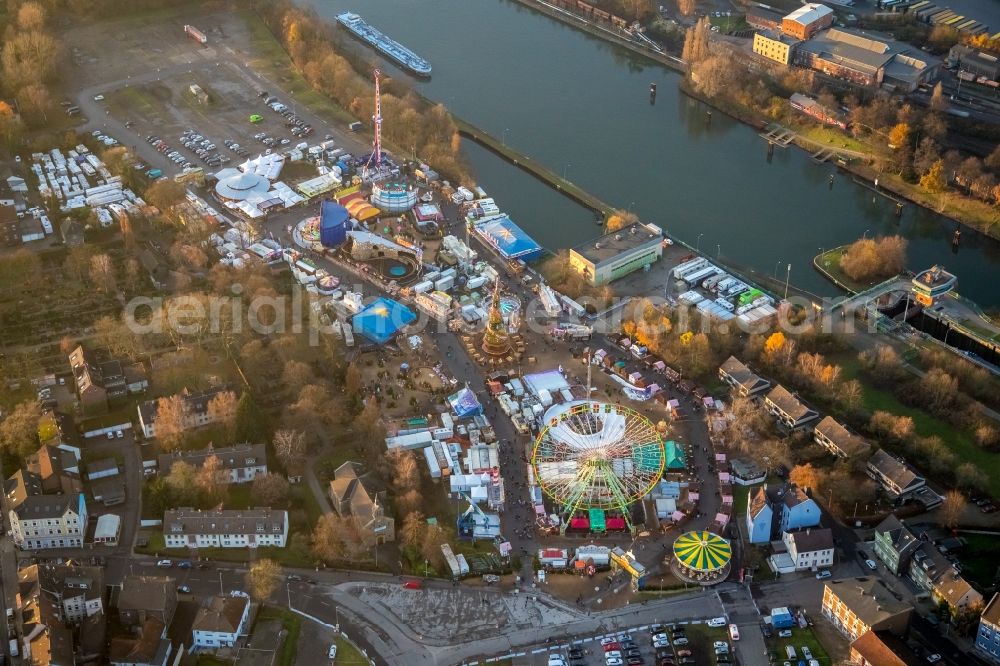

603,643,621,652
402,580,423,589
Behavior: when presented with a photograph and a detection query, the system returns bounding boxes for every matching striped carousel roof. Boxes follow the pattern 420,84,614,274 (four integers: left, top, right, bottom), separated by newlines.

672,530,731,572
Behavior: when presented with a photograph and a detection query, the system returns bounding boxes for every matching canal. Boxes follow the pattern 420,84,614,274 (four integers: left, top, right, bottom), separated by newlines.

311,0,1000,307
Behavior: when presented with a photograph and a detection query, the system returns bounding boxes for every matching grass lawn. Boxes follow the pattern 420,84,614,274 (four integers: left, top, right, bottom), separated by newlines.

833,354,1000,497
733,483,752,518
769,625,831,665
241,11,357,127
679,624,728,664
334,636,368,665
812,246,881,294
254,606,302,666
799,125,872,156
709,14,749,34
957,532,1000,588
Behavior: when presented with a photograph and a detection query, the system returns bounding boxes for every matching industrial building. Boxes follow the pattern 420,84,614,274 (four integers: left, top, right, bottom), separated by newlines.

569,222,663,285
794,28,940,92
753,30,801,65
948,44,1000,80
781,3,835,39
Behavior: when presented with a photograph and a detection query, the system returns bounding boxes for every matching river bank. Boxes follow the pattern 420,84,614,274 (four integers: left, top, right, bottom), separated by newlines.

506,0,1000,242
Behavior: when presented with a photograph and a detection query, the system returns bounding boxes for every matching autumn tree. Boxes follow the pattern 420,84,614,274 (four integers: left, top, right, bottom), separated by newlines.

839,236,908,281
207,390,239,437
281,360,315,389
939,490,965,529
155,394,189,451
64,245,95,282
164,461,202,506
681,17,711,64
985,144,1000,173
17,2,47,30
789,464,822,492
15,83,52,126
606,210,638,233
247,558,282,601
252,473,290,507
1,31,60,89
869,412,914,443
197,455,227,506
421,523,449,572
400,511,427,550
145,178,186,214
312,514,366,562
887,123,910,149
956,463,988,492
859,345,906,385
919,368,958,414
677,0,696,17
0,101,24,150
0,400,42,458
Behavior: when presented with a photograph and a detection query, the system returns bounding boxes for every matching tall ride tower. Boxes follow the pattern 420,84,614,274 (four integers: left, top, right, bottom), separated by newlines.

364,68,383,177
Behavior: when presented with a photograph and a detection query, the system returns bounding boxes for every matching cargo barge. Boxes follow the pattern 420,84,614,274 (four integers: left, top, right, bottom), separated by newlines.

336,12,432,77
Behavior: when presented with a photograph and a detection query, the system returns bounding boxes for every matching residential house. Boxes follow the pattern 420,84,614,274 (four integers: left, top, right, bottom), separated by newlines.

18,563,107,665
814,416,871,459
783,527,834,571
976,593,1000,664
764,385,819,431
25,442,81,495
69,344,128,414
746,486,774,544
822,578,913,641
908,544,983,612
867,449,926,502
753,30,801,66
137,386,231,439
109,618,173,666
718,356,771,397
191,595,250,650
850,629,923,666
116,576,177,629
6,473,87,550
872,515,920,576
158,443,267,484
779,485,821,533
163,508,288,549
329,461,396,546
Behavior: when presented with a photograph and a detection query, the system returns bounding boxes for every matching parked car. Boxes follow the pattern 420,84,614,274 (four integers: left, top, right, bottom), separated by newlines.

778,629,792,638
815,570,831,579
327,644,337,659
865,559,878,570
707,617,727,627
156,560,172,568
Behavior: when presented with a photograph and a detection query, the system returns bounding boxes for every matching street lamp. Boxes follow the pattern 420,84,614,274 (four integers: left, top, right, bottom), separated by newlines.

784,263,792,299
862,228,870,239
716,244,721,259
773,260,781,279
502,128,510,147
563,163,572,180
696,233,704,252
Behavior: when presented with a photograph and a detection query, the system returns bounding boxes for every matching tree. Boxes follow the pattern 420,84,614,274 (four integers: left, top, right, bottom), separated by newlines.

246,558,282,601
691,54,734,98
155,395,189,451
64,245,95,282
677,0,696,17
681,17,711,64
197,455,227,506
58,335,77,357
887,123,910,149
16,83,52,126
400,511,427,550
789,464,821,492
919,367,958,413
606,210,638,232
281,360,315,389
390,450,420,495
145,178,186,214
312,514,366,562
985,144,1000,173
0,400,42,459
272,429,307,472
89,253,116,293
233,392,268,443
17,2,47,30
930,82,948,113
421,524,449,572
252,473,290,507
840,236,907,281
164,461,202,506
207,390,239,437
939,490,965,529
955,463,988,492
869,411,914,443
913,137,941,177
956,157,983,188
1,31,60,89
859,345,906,385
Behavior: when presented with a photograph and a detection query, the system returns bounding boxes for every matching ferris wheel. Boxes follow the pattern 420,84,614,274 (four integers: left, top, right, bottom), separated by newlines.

531,401,665,528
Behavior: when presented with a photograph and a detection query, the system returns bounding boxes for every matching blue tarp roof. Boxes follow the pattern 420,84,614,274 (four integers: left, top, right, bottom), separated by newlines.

448,386,483,418
478,215,543,261
352,297,416,344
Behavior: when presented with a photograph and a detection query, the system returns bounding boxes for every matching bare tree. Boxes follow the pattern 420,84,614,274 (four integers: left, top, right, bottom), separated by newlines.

939,490,965,529
312,514,366,562
272,429,307,472
89,253,116,293
400,511,427,550
197,455,227,506
252,473,290,507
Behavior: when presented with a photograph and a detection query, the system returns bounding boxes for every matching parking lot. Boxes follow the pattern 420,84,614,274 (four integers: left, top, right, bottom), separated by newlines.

64,9,370,182
510,621,732,666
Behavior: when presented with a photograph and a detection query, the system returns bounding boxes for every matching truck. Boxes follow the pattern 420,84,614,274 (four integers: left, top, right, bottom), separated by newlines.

184,24,207,45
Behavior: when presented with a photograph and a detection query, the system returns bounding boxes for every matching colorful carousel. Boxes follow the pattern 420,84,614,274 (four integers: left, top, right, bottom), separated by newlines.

670,530,732,585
